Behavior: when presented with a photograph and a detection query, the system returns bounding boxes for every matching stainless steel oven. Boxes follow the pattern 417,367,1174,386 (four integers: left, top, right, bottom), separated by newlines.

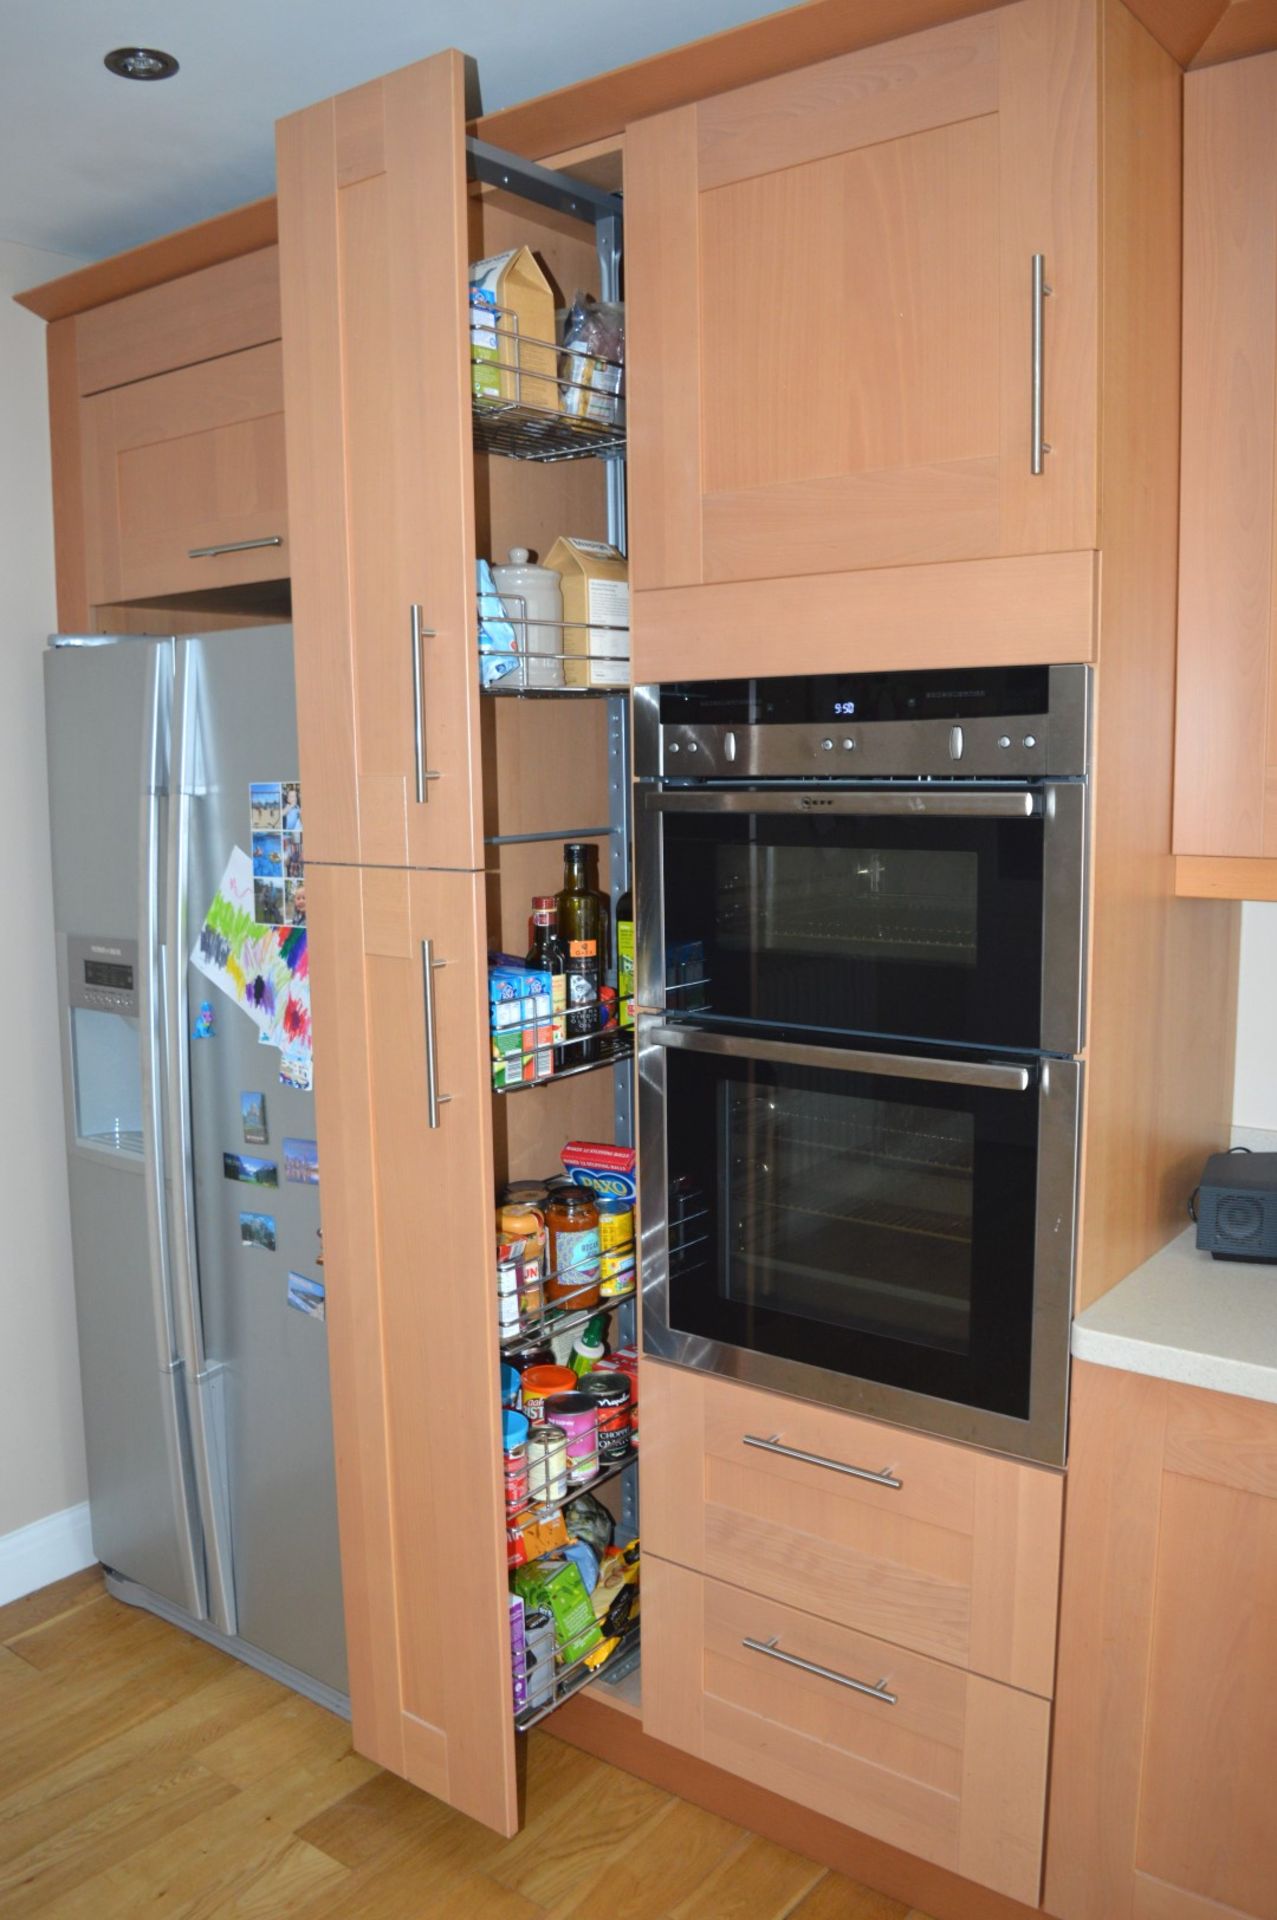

636,664,1088,1465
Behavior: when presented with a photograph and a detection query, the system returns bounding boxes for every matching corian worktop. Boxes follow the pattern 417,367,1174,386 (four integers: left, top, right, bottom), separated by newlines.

1072,1226,1277,1404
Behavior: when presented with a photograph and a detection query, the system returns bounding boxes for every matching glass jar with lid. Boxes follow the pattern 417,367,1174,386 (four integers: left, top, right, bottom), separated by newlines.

545,1185,600,1308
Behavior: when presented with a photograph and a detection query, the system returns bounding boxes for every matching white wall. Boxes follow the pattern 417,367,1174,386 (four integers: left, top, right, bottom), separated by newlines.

0,238,89,1542
1234,903,1277,1142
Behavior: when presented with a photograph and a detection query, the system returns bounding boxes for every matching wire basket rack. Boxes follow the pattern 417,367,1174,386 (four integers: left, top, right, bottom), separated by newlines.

470,298,626,463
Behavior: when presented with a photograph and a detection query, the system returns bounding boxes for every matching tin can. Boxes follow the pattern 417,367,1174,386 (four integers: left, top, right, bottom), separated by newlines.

502,1180,549,1209
526,1422,569,1505
576,1371,632,1462
506,1339,555,1375
596,1195,635,1298
496,1259,521,1333
520,1363,576,1423
503,1409,530,1514
596,1347,638,1448
523,1607,555,1709
543,1392,599,1486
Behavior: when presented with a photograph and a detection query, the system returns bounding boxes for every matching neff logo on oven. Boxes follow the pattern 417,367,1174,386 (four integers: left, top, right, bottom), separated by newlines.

797,796,834,808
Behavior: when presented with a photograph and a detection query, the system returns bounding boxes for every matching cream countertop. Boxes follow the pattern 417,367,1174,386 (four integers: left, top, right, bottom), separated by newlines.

1071,1225,1277,1404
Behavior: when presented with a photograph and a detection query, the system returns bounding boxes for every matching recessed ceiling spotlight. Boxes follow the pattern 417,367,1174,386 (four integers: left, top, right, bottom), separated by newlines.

104,47,180,81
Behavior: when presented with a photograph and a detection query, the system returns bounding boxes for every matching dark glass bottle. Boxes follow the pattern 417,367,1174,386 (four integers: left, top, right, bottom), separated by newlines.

526,894,568,1070
582,842,612,979
557,843,601,1065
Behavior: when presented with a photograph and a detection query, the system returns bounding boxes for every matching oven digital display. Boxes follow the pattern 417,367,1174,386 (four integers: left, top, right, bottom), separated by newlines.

84,960,134,991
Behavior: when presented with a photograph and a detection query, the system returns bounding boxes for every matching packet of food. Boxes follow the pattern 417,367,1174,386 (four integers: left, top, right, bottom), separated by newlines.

559,293,625,424
513,1556,602,1663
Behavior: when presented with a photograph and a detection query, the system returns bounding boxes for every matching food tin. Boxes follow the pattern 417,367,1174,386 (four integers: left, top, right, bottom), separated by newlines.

543,1391,599,1486
506,1339,555,1374
596,1195,635,1297
523,1607,555,1709
503,1408,530,1514
577,1371,632,1462
520,1363,576,1422
526,1421,569,1505
596,1347,638,1448
501,1180,549,1209
496,1259,521,1333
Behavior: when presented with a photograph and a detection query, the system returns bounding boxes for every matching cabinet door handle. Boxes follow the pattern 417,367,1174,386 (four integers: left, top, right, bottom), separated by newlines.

1031,253,1053,475
743,1432,902,1489
421,939,452,1129
411,605,442,803
742,1635,897,1706
187,535,283,558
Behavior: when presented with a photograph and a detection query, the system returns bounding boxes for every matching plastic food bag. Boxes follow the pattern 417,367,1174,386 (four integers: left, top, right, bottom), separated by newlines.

477,557,519,688
559,294,625,425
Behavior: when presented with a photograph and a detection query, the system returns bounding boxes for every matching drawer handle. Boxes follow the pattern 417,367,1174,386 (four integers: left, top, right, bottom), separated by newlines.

743,1635,897,1706
421,938,452,1129
187,535,284,558
1031,252,1053,475
743,1433,902,1490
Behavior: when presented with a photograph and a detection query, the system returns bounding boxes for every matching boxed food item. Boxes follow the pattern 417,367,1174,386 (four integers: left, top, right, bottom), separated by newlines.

490,965,555,1088
562,1140,636,1204
513,1555,602,1664
470,246,558,413
543,538,629,689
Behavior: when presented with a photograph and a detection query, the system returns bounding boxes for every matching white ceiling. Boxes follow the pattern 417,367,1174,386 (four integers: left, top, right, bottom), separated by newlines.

1,0,794,263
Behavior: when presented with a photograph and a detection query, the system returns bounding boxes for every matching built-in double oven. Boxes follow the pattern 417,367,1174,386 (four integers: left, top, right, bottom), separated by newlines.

636,664,1088,1465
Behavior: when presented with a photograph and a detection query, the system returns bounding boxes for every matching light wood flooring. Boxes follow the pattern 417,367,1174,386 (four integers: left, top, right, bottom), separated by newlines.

0,1569,937,1918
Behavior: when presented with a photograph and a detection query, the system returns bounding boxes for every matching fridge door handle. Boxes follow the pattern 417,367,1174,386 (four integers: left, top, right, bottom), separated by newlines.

165,642,238,1637
139,641,207,1622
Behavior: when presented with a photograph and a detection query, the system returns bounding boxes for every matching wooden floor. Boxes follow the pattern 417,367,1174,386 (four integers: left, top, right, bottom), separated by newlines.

0,1569,937,1918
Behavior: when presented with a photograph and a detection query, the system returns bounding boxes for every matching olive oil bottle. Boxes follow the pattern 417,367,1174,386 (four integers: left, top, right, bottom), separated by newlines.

557,843,601,1065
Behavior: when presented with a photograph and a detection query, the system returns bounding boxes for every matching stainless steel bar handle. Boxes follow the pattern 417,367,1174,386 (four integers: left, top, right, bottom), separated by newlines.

187,535,283,559
1031,253,1053,475
744,1432,902,1489
411,605,442,803
421,938,452,1129
645,1023,1032,1092
742,1636,897,1706
165,643,237,1636
646,790,1038,820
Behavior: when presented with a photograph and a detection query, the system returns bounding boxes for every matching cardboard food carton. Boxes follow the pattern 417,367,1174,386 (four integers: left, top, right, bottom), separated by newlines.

470,246,559,414
543,538,630,688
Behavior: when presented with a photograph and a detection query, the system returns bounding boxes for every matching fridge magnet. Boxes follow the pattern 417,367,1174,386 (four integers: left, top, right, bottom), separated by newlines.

282,834,304,879
254,879,284,926
282,783,303,834
250,783,282,832
251,832,283,880
279,1044,312,1093
286,1270,325,1321
240,1211,276,1253
283,1137,319,1184
223,1152,278,1188
285,879,306,926
315,1226,325,1268
240,1091,268,1143
193,1000,216,1039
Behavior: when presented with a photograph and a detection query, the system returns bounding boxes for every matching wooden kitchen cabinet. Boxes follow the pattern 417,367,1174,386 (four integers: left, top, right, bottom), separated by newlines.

81,341,288,606
646,1557,1051,1907
627,0,1098,673
1044,1362,1277,1920
1173,51,1277,899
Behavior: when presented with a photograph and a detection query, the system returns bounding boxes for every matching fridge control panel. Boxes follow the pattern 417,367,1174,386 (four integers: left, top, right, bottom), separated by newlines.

67,936,139,1016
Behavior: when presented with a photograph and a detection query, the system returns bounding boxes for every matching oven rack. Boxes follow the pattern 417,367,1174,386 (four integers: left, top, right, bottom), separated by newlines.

514,1620,641,1732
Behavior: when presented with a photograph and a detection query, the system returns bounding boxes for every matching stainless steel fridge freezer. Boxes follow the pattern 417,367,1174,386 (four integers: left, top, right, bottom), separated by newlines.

44,628,347,1710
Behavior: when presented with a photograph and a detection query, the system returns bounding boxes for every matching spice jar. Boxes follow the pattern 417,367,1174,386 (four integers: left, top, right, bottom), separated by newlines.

545,1185,600,1308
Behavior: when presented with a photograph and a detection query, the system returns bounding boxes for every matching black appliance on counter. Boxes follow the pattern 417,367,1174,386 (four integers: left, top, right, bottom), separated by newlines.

635,663,1089,1466
1194,1151,1277,1262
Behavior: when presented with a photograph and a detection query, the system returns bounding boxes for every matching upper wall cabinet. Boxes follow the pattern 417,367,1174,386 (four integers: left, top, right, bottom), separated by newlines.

1174,52,1277,883
626,0,1099,668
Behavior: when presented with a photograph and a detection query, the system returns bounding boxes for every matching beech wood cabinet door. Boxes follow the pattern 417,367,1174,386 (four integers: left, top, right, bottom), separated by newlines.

81,342,288,605
306,862,518,1833
627,0,1097,647
277,52,482,870
1045,1363,1277,1920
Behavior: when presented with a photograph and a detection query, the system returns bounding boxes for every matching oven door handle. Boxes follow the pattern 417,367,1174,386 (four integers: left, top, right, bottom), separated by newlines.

644,789,1040,818
643,1022,1032,1092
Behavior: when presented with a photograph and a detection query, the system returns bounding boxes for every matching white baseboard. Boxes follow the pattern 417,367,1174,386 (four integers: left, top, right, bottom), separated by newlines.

0,1502,95,1609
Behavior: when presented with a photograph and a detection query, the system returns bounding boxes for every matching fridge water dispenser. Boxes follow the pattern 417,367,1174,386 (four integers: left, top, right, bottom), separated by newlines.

66,935,143,1152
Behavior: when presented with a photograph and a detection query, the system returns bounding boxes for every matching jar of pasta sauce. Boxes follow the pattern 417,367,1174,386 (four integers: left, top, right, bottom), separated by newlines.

545,1187,600,1309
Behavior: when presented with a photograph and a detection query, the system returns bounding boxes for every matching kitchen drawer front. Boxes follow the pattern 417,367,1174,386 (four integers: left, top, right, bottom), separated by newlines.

644,1556,1050,1907
82,341,288,605
641,1362,1063,1697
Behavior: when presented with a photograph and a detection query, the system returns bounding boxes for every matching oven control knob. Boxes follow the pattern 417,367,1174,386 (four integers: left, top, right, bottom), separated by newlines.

668,742,680,754
949,725,964,761
724,730,737,762
687,741,699,753
842,738,855,751
821,738,834,751
1023,733,1038,749
998,735,1012,749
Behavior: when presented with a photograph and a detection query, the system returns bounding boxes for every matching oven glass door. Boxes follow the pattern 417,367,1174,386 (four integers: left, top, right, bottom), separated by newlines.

652,793,1048,1051
654,1032,1043,1424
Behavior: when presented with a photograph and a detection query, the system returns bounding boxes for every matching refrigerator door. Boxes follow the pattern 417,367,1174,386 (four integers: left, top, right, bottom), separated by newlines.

44,636,206,1617
176,628,347,1693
